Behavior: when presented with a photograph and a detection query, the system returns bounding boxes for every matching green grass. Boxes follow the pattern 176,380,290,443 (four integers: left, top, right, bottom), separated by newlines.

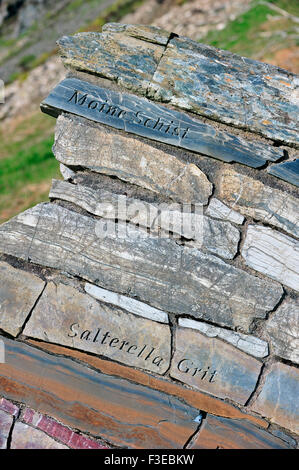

0,137,59,197
201,0,299,59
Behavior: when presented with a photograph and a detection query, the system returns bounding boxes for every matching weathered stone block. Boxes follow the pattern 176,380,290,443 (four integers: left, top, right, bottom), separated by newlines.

219,168,299,238
268,159,299,188
50,179,240,259
178,318,268,358
150,35,299,145
0,337,200,448
52,114,213,205
0,203,283,332
42,78,284,169
265,299,299,364
242,225,299,291
0,261,45,336
84,283,169,324
170,326,262,405
205,198,244,225
189,415,292,449
11,422,68,449
23,282,171,374
0,410,13,449
251,362,299,434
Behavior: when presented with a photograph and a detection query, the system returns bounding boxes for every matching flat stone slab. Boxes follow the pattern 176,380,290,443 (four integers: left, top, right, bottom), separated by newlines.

23,282,171,374
0,410,13,449
0,337,200,448
178,318,268,358
57,25,299,146
11,422,68,449
170,326,262,405
85,283,169,324
242,225,299,291
50,179,240,259
251,362,299,434
205,198,244,225
42,78,284,169
265,299,299,364
0,203,283,332
0,261,45,337
219,168,299,238
52,114,213,205
190,415,292,449
268,159,299,187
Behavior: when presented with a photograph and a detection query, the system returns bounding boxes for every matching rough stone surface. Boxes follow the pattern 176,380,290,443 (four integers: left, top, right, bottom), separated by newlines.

23,282,171,374
50,179,240,259
219,168,299,238
251,362,299,434
0,397,19,417
242,225,299,291
170,326,262,405
84,283,169,324
0,410,13,449
189,415,292,449
205,198,244,225
57,25,299,145
0,337,200,449
268,159,299,188
58,28,170,94
265,299,299,364
22,408,109,449
28,339,267,428
60,163,75,181
178,318,268,358
42,78,284,169
53,114,213,205
11,422,68,449
0,261,45,337
0,203,283,332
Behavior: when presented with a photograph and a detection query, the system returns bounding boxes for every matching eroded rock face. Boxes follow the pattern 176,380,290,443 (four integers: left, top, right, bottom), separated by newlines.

0,261,45,337
242,225,299,291
53,114,213,205
170,325,262,405
251,363,299,434
0,203,283,332
23,282,172,374
219,168,299,238
265,299,299,364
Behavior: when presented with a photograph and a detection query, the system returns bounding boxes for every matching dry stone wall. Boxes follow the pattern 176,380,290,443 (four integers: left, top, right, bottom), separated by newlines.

0,22,298,449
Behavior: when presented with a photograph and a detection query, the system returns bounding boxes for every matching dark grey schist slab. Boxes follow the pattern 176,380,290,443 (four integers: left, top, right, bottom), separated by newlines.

41,78,283,169
267,159,299,188
58,25,299,146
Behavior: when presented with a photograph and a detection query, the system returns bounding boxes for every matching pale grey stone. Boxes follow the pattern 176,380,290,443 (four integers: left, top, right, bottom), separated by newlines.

49,179,240,259
53,114,213,205
23,282,171,374
219,168,299,238
84,283,169,324
242,225,299,291
11,422,68,449
265,299,299,364
251,362,299,434
206,198,244,225
0,203,283,332
178,318,269,358
59,163,75,181
170,326,262,405
0,261,45,336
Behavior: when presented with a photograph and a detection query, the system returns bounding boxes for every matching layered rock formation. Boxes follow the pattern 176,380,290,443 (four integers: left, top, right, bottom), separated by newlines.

0,23,298,449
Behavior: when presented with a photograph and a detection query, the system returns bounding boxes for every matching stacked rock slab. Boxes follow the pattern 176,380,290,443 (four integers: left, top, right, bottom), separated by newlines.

0,23,298,449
